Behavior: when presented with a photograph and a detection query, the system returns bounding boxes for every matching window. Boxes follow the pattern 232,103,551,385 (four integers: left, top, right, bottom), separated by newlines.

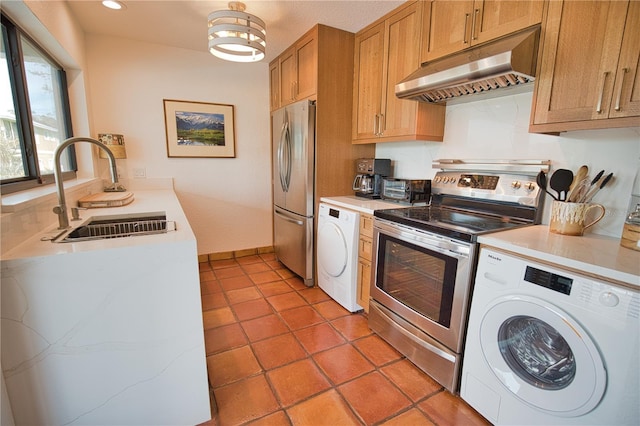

1,14,75,194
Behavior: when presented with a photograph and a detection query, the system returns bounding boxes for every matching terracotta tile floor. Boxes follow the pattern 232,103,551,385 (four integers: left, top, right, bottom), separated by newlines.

197,253,490,426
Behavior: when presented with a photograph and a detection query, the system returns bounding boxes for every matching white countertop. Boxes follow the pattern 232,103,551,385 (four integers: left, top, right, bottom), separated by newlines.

478,225,640,288
320,196,406,214
2,189,194,260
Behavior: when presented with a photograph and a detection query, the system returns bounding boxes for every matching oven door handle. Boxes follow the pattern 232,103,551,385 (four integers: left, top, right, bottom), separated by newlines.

375,302,456,363
375,221,470,258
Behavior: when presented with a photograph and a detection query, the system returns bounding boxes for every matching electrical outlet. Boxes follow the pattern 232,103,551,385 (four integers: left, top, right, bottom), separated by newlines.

133,168,146,178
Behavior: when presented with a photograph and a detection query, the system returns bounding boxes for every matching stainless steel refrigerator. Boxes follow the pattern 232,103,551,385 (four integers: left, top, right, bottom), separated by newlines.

272,99,316,287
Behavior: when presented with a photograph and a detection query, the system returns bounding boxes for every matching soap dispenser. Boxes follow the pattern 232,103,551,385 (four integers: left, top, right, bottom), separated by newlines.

620,160,640,251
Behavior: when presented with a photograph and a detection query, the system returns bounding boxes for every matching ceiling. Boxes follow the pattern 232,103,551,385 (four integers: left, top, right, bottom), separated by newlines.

65,0,405,63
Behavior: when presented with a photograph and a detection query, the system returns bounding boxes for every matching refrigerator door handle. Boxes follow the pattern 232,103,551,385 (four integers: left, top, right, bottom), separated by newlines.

283,120,292,191
277,119,290,192
275,208,304,225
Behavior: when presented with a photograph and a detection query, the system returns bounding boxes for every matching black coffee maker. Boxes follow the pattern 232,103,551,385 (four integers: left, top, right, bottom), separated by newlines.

353,158,392,198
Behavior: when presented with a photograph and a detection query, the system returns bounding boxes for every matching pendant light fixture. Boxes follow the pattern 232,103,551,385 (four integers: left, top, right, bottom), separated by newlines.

208,1,266,62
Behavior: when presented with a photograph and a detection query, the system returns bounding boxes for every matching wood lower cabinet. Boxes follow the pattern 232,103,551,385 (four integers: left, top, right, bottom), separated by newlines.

352,1,445,144
530,0,640,133
422,0,544,62
357,213,375,312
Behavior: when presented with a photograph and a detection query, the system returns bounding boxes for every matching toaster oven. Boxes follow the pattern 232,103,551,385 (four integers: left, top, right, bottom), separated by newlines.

381,178,431,203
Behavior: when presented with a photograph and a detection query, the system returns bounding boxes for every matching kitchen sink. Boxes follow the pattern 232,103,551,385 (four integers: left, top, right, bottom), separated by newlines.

53,211,176,243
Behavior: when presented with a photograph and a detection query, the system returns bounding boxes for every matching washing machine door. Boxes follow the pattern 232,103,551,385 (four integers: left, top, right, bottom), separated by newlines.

479,295,606,417
317,222,348,277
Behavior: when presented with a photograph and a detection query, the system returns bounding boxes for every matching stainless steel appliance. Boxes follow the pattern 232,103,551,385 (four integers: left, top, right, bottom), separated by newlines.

353,158,391,199
396,27,540,104
381,178,431,203
369,159,550,393
272,100,316,286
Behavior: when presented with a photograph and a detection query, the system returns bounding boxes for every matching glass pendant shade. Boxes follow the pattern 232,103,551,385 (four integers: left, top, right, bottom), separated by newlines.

208,2,266,63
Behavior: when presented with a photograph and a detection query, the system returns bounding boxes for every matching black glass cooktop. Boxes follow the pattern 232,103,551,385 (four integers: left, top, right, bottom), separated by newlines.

374,206,530,243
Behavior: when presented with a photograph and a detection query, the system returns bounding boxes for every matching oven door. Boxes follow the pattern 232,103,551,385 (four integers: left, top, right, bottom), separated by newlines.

370,218,475,353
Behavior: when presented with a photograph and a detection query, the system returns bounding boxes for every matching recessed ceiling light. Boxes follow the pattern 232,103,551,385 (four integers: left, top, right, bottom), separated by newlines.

102,1,125,10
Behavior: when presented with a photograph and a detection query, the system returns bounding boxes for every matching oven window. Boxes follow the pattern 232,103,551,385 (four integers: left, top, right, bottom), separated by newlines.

376,234,457,327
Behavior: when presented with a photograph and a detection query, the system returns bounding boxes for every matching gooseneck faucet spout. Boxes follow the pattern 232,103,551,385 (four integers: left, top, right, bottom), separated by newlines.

53,137,126,229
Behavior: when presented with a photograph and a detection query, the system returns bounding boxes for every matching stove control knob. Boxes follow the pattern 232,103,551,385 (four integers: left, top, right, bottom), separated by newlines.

434,176,441,183
511,181,521,189
442,177,450,183
524,182,536,192
450,177,457,184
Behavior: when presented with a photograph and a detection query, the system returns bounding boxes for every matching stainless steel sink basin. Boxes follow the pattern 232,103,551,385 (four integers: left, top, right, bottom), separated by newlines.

53,211,176,243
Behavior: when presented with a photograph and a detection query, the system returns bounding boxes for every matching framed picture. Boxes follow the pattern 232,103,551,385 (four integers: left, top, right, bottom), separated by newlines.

163,99,235,158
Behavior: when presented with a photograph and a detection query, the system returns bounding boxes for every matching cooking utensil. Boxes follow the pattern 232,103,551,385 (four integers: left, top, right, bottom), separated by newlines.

536,170,557,201
567,165,588,201
584,172,614,203
582,170,605,198
577,170,605,203
549,169,574,201
568,178,590,203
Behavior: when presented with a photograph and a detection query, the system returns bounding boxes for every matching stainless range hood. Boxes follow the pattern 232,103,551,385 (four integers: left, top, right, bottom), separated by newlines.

396,27,540,104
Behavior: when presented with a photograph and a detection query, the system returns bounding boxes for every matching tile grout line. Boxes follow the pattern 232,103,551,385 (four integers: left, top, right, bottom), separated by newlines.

201,257,452,426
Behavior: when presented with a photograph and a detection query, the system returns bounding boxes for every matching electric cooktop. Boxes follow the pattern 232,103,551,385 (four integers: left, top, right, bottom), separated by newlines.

374,206,531,243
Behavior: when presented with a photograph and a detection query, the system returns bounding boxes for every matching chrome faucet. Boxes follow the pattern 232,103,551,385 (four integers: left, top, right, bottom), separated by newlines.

53,137,126,229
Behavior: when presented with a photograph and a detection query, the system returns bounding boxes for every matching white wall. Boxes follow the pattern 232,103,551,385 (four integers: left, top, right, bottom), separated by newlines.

84,35,272,256
376,91,640,238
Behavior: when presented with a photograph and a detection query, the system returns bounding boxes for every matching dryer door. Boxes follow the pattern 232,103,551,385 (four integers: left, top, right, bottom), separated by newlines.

479,295,606,417
317,221,348,277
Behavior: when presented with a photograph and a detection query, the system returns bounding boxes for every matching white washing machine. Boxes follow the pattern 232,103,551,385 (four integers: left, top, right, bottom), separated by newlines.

461,247,640,425
317,203,361,312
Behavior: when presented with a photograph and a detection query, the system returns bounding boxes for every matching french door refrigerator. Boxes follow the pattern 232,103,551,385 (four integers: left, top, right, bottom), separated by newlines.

272,99,316,287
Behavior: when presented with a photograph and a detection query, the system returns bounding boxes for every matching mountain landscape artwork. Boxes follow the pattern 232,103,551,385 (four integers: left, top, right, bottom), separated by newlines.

164,99,235,158
175,111,225,146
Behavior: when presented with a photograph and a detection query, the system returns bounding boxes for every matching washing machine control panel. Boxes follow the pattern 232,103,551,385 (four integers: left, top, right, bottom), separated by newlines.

524,266,573,295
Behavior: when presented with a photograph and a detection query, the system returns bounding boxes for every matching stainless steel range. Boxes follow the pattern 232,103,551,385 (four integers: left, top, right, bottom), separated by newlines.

369,159,550,393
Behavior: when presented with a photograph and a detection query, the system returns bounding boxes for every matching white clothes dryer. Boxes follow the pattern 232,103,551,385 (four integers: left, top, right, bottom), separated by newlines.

317,203,361,312
461,247,639,425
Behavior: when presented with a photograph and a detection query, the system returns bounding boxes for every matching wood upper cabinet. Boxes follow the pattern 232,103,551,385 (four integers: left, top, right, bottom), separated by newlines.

272,30,318,109
530,0,640,133
353,21,385,141
422,0,544,62
269,61,280,111
353,1,445,144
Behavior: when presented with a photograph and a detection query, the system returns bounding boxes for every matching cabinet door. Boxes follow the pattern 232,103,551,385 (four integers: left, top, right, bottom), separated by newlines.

381,1,423,139
472,0,544,45
280,47,296,106
357,257,372,312
269,61,280,111
608,0,640,119
353,22,385,141
532,1,629,125
422,0,474,62
295,32,318,101
423,0,544,63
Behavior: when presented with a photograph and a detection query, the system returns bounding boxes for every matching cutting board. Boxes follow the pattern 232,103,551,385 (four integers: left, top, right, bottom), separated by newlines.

78,191,135,208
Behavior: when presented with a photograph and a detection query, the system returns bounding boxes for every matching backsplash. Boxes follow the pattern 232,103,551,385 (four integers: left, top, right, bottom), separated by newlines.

376,91,640,238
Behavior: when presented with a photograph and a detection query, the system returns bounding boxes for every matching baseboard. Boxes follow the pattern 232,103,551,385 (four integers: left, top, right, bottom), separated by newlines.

197,246,274,263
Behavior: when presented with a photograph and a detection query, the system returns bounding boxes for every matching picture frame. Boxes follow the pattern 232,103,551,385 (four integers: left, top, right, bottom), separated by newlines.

163,99,235,158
